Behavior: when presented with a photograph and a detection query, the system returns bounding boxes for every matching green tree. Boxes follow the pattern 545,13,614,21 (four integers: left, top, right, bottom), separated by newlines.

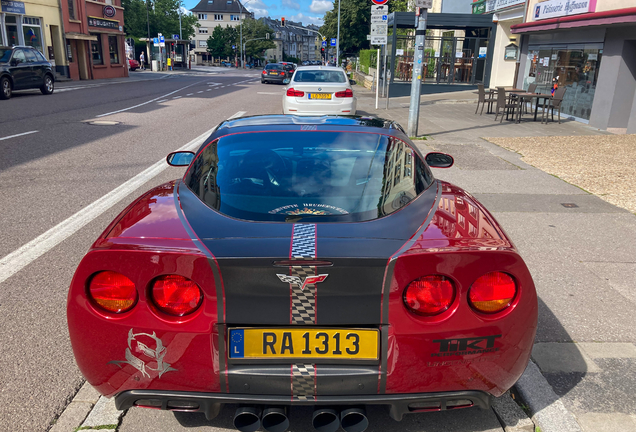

207,25,227,61
121,0,198,39
320,0,370,54
242,18,275,61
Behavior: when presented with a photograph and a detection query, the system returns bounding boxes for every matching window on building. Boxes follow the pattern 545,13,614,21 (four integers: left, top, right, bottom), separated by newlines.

22,17,43,52
108,36,119,64
68,0,77,20
91,35,103,65
230,15,240,21
199,28,208,34
198,13,207,19
215,14,223,20
199,40,207,47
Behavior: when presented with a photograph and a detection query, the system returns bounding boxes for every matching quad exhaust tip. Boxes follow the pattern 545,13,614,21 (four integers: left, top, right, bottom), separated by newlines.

340,407,369,432
262,407,290,432
233,406,262,432
312,408,340,432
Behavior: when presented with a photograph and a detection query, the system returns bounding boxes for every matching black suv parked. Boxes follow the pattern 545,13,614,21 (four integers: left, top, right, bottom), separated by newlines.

0,46,55,100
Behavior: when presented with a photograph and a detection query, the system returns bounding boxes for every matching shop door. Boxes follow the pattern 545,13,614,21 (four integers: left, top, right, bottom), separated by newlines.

5,15,20,46
472,38,488,84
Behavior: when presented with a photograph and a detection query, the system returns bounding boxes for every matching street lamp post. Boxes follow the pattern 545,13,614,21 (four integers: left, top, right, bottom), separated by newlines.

238,0,253,68
336,0,341,66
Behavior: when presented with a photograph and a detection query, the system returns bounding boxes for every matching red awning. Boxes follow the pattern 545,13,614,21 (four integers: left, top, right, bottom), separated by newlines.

511,6,636,33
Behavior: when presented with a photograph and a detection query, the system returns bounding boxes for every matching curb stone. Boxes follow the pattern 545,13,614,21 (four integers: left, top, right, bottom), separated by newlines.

515,360,583,432
79,395,124,431
49,382,100,432
492,391,535,432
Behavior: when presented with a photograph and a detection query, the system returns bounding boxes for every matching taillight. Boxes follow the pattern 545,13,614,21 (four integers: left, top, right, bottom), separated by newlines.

286,88,305,97
335,89,353,98
469,272,516,313
404,275,455,316
151,275,202,316
88,271,137,313
262,70,266,74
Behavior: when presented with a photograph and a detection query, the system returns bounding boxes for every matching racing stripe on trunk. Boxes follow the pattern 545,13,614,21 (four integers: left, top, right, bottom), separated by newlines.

290,224,317,400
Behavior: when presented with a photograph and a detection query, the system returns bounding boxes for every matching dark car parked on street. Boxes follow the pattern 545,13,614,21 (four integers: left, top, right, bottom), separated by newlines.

261,63,288,84
0,46,55,100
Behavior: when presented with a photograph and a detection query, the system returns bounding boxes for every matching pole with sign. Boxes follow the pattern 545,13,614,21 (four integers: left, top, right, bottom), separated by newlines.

407,4,429,137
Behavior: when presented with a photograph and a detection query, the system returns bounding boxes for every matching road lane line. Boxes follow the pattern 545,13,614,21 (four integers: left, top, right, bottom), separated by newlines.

95,79,207,118
172,96,182,99
186,93,194,96
197,91,204,93
0,111,243,285
0,130,38,141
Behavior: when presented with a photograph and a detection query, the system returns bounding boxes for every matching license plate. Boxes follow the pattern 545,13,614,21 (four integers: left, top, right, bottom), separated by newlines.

228,328,378,360
308,93,332,100
269,72,280,75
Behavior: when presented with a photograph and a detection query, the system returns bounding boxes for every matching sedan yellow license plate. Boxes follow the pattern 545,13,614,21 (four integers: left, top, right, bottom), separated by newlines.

228,328,378,360
308,93,332,100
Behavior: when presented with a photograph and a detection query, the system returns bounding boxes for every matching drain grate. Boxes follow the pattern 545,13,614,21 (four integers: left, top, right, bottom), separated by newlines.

561,203,579,208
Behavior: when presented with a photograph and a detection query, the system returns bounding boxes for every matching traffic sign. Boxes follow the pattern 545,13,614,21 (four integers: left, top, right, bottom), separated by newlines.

371,23,388,36
322,36,326,41
371,14,388,23
330,38,337,46
371,4,388,14
159,35,165,47
172,34,179,40
371,35,387,45
371,0,388,5
415,0,433,7
153,37,159,44
321,41,327,47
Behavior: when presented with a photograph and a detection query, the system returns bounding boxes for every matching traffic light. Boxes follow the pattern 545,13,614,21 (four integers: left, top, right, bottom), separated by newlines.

281,17,285,27
321,47,325,54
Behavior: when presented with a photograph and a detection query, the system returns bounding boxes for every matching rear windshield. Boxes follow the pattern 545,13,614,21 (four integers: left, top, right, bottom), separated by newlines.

294,70,346,83
185,131,434,222
265,64,282,70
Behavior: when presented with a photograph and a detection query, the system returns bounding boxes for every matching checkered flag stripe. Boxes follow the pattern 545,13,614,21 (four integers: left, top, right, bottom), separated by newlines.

292,364,315,401
291,283,315,324
291,224,316,258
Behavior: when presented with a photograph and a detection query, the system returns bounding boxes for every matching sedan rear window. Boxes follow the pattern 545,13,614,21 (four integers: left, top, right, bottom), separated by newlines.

265,64,282,70
185,131,434,222
294,70,346,83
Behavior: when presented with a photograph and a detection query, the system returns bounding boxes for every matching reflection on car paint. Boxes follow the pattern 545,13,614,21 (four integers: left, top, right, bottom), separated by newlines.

108,329,177,379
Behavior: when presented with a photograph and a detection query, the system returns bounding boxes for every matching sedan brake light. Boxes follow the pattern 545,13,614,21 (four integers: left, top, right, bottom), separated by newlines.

404,275,455,316
469,272,517,313
151,275,202,316
262,70,267,75
88,271,137,313
335,89,353,98
286,88,305,97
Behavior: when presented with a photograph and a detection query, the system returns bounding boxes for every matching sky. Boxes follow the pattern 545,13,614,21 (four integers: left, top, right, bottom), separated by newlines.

182,0,333,26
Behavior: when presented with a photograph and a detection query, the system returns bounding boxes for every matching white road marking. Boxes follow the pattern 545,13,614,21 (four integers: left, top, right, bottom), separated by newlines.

228,111,246,119
172,96,182,99
0,111,245,285
186,93,194,96
95,79,207,117
0,130,39,141
197,91,204,93
206,89,212,91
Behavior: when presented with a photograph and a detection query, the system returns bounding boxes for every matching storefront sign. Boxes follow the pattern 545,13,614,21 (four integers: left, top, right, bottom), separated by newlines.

103,5,116,18
473,0,523,14
1,0,25,14
479,46,488,58
88,16,119,30
532,0,592,20
504,43,518,60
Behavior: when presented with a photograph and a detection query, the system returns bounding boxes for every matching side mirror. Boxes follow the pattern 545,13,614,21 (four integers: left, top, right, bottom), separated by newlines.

167,151,195,166
349,79,357,85
425,152,454,168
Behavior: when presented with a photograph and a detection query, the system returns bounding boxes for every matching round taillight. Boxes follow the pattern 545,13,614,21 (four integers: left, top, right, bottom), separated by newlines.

88,271,137,313
469,272,517,313
404,275,455,316
151,275,202,316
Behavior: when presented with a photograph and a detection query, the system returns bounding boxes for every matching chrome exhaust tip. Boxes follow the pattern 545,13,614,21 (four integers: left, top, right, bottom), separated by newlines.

340,407,369,432
312,407,340,432
262,407,290,432
233,406,262,432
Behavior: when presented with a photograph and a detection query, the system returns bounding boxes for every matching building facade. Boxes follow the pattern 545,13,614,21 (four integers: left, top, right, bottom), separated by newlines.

59,0,127,80
191,0,250,64
1,0,68,77
510,0,636,131
260,17,320,63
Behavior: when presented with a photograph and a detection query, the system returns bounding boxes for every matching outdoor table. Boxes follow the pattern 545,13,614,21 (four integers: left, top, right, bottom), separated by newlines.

510,93,552,123
475,88,525,114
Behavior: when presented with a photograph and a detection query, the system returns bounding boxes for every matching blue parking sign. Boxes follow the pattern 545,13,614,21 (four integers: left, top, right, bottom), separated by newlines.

330,38,336,46
153,37,159,44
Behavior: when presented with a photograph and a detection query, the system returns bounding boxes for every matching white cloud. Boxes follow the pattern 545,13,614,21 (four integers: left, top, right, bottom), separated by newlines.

282,0,300,10
246,0,269,17
288,12,324,25
180,6,191,15
309,0,332,14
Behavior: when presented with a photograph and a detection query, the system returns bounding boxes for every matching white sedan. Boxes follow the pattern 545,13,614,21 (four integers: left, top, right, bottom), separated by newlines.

282,66,357,115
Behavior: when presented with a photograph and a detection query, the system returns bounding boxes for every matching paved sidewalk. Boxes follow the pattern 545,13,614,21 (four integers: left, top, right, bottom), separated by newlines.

354,86,636,432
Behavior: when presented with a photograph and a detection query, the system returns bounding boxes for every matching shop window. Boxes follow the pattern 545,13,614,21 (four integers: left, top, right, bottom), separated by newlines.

91,35,103,65
22,18,43,52
108,36,120,64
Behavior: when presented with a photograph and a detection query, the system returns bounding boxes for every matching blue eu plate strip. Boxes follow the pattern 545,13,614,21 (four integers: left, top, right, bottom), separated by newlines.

229,329,244,358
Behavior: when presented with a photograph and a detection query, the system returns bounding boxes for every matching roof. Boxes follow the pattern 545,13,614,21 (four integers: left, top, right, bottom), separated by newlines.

295,66,346,72
191,0,248,14
217,115,398,130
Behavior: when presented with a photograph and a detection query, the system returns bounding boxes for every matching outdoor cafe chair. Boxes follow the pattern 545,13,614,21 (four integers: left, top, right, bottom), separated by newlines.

542,87,567,124
475,84,494,115
494,87,518,123
521,83,538,114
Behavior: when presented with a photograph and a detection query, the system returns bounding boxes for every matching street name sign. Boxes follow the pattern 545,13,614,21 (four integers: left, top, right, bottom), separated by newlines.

371,23,388,36
371,35,387,45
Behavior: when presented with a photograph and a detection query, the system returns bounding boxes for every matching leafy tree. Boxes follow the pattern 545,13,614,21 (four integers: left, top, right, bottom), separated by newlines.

241,18,275,61
207,25,227,60
320,0,370,54
121,0,198,39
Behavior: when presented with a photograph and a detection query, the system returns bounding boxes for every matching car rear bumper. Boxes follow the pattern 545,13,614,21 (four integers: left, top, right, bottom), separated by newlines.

262,75,286,82
115,389,491,421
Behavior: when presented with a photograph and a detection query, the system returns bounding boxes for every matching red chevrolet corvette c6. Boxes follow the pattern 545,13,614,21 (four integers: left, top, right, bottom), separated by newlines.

67,115,537,432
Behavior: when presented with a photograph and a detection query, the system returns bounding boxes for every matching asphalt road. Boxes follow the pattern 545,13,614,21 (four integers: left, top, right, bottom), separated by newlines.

0,69,286,431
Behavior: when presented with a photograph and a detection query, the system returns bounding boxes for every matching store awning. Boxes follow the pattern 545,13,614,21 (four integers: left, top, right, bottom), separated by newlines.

511,6,636,33
65,32,98,41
